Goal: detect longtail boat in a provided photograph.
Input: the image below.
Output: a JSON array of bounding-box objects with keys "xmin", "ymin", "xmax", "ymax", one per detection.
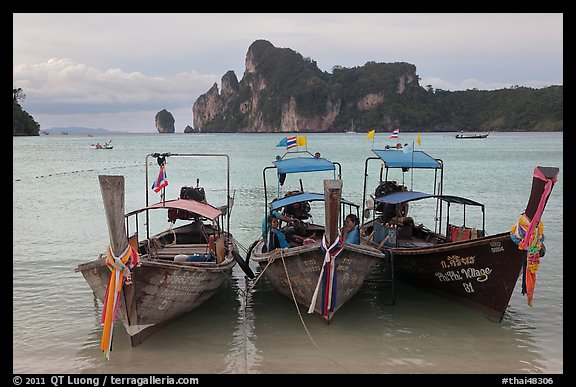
[
  {"xmin": 455, "ymin": 131, "xmax": 490, "ymax": 139},
  {"xmin": 359, "ymin": 148, "xmax": 559, "ymax": 322},
  {"xmin": 75, "ymin": 153, "xmax": 253, "ymax": 357},
  {"xmin": 248, "ymin": 149, "xmax": 386, "ymax": 322}
]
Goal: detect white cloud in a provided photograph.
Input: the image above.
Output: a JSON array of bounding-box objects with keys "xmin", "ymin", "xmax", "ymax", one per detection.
[
  {"xmin": 13, "ymin": 58, "xmax": 220, "ymax": 112},
  {"xmin": 13, "ymin": 13, "xmax": 562, "ymax": 132}
]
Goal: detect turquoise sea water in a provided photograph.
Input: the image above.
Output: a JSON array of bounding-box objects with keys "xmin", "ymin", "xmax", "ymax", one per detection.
[{"xmin": 13, "ymin": 132, "xmax": 563, "ymax": 374}]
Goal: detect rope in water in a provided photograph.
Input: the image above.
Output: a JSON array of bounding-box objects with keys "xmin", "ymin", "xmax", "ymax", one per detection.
[
  {"xmin": 279, "ymin": 249, "xmax": 351, "ymax": 373},
  {"xmin": 231, "ymin": 240, "xmax": 351, "ymax": 372}
]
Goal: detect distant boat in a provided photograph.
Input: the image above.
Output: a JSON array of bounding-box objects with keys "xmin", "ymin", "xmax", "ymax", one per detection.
[
  {"xmin": 91, "ymin": 141, "xmax": 113, "ymax": 149},
  {"xmin": 455, "ymin": 131, "xmax": 490, "ymax": 139},
  {"xmin": 346, "ymin": 119, "xmax": 356, "ymax": 134}
]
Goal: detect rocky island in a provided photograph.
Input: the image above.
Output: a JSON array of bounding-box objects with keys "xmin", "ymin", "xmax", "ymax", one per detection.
[{"xmin": 192, "ymin": 40, "xmax": 562, "ymax": 133}]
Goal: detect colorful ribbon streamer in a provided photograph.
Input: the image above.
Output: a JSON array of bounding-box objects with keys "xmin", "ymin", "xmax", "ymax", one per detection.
[
  {"xmin": 510, "ymin": 168, "xmax": 557, "ymax": 306},
  {"xmin": 100, "ymin": 244, "xmax": 140, "ymax": 360},
  {"xmin": 309, "ymin": 232, "xmax": 344, "ymax": 319}
]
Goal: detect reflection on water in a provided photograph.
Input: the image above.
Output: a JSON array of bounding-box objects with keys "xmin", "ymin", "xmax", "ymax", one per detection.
[
  {"xmin": 13, "ymin": 133, "xmax": 562, "ymax": 374},
  {"xmin": 71, "ymin": 263, "xmax": 549, "ymax": 374},
  {"xmin": 223, "ymin": 275, "xmax": 262, "ymax": 373}
]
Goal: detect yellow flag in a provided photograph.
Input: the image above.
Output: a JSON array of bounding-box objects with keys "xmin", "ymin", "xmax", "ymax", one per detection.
[
  {"xmin": 416, "ymin": 132, "xmax": 421, "ymax": 145},
  {"xmin": 297, "ymin": 135, "xmax": 307, "ymax": 146},
  {"xmin": 365, "ymin": 130, "xmax": 375, "ymax": 140}
]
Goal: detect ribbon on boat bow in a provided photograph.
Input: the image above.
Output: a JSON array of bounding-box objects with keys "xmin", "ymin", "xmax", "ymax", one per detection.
[
  {"xmin": 308, "ymin": 232, "xmax": 344, "ymax": 319},
  {"xmin": 100, "ymin": 244, "xmax": 140, "ymax": 360},
  {"xmin": 510, "ymin": 167, "xmax": 557, "ymax": 307}
]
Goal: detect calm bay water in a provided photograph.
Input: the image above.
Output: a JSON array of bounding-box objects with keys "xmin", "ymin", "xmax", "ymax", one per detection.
[{"xmin": 13, "ymin": 132, "xmax": 563, "ymax": 374}]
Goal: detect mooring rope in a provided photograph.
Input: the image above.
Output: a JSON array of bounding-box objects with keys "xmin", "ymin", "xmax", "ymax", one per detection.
[
  {"xmin": 279, "ymin": 250, "xmax": 351, "ymax": 373},
  {"xmin": 232, "ymin": 242, "xmax": 350, "ymax": 372}
]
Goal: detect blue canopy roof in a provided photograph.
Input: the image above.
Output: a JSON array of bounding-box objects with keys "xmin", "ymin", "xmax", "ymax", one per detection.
[
  {"xmin": 375, "ymin": 190, "xmax": 483, "ymax": 207},
  {"xmin": 372, "ymin": 149, "xmax": 441, "ymax": 169},
  {"xmin": 273, "ymin": 157, "xmax": 336, "ymax": 174},
  {"xmin": 375, "ymin": 190, "xmax": 434, "ymax": 204},
  {"xmin": 270, "ymin": 192, "xmax": 358, "ymax": 211}
]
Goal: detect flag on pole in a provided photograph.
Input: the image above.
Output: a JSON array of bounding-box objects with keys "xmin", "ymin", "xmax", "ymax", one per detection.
[
  {"xmin": 390, "ymin": 129, "xmax": 399, "ymax": 138},
  {"xmin": 365, "ymin": 130, "xmax": 375, "ymax": 140},
  {"xmin": 416, "ymin": 132, "xmax": 421, "ymax": 146},
  {"xmin": 151, "ymin": 165, "xmax": 168, "ymax": 193},
  {"xmin": 276, "ymin": 137, "xmax": 288, "ymax": 147},
  {"xmin": 296, "ymin": 135, "xmax": 307, "ymax": 146},
  {"xmin": 287, "ymin": 136, "xmax": 297, "ymax": 149}
]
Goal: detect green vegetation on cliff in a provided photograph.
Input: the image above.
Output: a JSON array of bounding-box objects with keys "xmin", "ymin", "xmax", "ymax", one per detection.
[
  {"xmin": 13, "ymin": 88, "xmax": 40, "ymax": 136},
  {"xmin": 198, "ymin": 40, "xmax": 563, "ymax": 133}
]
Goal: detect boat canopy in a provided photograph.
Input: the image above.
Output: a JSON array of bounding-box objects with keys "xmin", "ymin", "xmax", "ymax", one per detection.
[
  {"xmin": 375, "ymin": 190, "xmax": 484, "ymax": 207},
  {"xmin": 270, "ymin": 192, "xmax": 358, "ymax": 211},
  {"xmin": 273, "ymin": 157, "xmax": 336, "ymax": 174},
  {"xmin": 126, "ymin": 198, "xmax": 223, "ymax": 220},
  {"xmin": 372, "ymin": 149, "xmax": 441, "ymax": 169}
]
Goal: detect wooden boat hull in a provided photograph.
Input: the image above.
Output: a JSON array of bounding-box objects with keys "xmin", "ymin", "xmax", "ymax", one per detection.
[
  {"xmin": 382, "ymin": 232, "xmax": 524, "ymax": 322},
  {"xmin": 251, "ymin": 240, "xmax": 384, "ymax": 320},
  {"xmin": 76, "ymin": 244, "xmax": 236, "ymax": 346}
]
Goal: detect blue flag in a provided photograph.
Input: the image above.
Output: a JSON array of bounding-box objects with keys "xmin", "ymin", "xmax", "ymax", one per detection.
[{"xmin": 276, "ymin": 137, "xmax": 288, "ymax": 147}]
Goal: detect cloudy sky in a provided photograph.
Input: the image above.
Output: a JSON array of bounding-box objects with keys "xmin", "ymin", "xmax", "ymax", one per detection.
[{"xmin": 13, "ymin": 13, "xmax": 563, "ymax": 133}]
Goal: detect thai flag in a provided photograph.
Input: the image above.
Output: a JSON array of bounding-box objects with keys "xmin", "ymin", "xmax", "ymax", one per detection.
[
  {"xmin": 390, "ymin": 129, "xmax": 399, "ymax": 138},
  {"xmin": 151, "ymin": 165, "xmax": 168, "ymax": 193},
  {"xmin": 287, "ymin": 136, "xmax": 297, "ymax": 149}
]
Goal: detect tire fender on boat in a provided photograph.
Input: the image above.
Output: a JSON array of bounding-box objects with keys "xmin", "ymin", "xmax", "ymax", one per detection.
[
  {"xmin": 245, "ymin": 239, "xmax": 260, "ymax": 264},
  {"xmin": 232, "ymin": 250, "xmax": 255, "ymax": 279}
]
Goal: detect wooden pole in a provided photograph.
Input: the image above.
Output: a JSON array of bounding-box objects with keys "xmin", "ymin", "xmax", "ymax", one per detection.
[
  {"xmin": 324, "ymin": 179, "xmax": 343, "ymax": 245},
  {"xmin": 98, "ymin": 175, "xmax": 129, "ymax": 257}
]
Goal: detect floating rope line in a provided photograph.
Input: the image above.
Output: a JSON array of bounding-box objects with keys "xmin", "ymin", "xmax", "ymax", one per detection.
[{"xmin": 14, "ymin": 161, "xmax": 142, "ymax": 181}]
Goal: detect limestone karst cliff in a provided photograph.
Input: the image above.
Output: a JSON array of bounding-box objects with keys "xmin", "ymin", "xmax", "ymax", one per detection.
[
  {"xmin": 155, "ymin": 109, "xmax": 175, "ymax": 133},
  {"xmin": 192, "ymin": 40, "xmax": 563, "ymax": 133},
  {"xmin": 193, "ymin": 40, "xmax": 420, "ymax": 133}
]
